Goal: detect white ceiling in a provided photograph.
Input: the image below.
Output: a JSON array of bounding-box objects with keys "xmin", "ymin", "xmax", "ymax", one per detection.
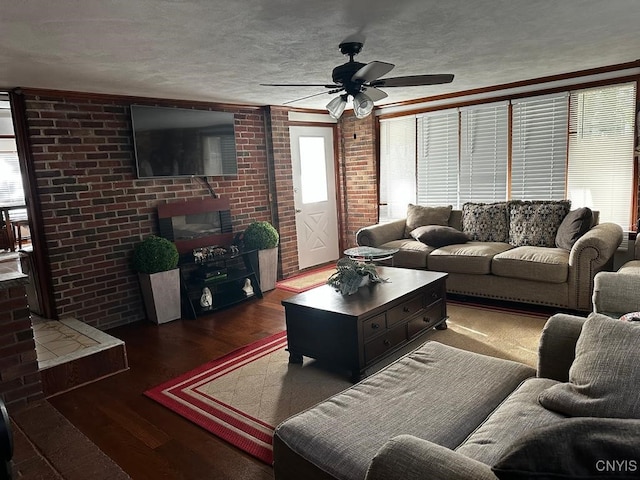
[{"xmin": 2, "ymin": 1, "xmax": 639, "ymax": 111}]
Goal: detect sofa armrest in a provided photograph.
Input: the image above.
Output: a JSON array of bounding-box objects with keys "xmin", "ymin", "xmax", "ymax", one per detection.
[
  {"xmin": 365, "ymin": 435, "xmax": 496, "ymax": 480},
  {"xmin": 569, "ymin": 222, "xmax": 623, "ymax": 268},
  {"xmin": 568, "ymin": 222, "xmax": 623, "ymax": 310},
  {"xmin": 356, "ymin": 219, "xmax": 407, "ymax": 247},
  {"xmin": 537, "ymin": 313, "xmax": 586, "ymax": 382},
  {"xmin": 593, "ymin": 271, "xmax": 640, "ymax": 316}
]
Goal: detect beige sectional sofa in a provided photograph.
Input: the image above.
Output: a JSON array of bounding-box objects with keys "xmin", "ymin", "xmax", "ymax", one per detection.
[{"xmin": 356, "ymin": 202, "xmax": 623, "ymax": 311}]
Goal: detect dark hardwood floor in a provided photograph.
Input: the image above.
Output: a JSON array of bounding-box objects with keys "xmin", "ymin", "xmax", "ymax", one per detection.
[{"xmin": 48, "ymin": 288, "xmax": 294, "ymax": 480}]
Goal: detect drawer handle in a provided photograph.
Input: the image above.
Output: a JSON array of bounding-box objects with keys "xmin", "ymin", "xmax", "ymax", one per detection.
[
  {"xmin": 423, "ymin": 316, "xmax": 431, "ymax": 323},
  {"xmin": 431, "ymin": 291, "xmax": 439, "ymax": 299},
  {"xmin": 383, "ymin": 339, "xmax": 391, "ymax": 346},
  {"xmin": 403, "ymin": 306, "xmax": 410, "ymax": 312},
  {"xmin": 371, "ymin": 323, "xmax": 380, "ymax": 329}
]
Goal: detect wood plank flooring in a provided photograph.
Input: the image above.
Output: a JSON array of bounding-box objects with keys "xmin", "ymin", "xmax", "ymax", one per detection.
[{"xmin": 48, "ymin": 288, "xmax": 293, "ymax": 480}]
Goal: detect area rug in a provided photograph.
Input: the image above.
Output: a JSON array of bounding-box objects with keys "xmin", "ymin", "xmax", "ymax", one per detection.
[
  {"xmin": 144, "ymin": 303, "xmax": 550, "ymax": 464},
  {"xmin": 275, "ymin": 265, "xmax": 336, "ymax": 293}
]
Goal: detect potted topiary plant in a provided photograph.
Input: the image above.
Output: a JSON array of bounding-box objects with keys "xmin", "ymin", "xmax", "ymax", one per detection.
[
  {"xmin": 242, "ymin": 221, "xmax": 279, "ymax": 292},
  {"xmin": 327, "ymin": 257, "xmax": 388, "ymax": 295},
  {"xmin": 132, "ymin": 235, "xmax": 181, "ymax": 324}
]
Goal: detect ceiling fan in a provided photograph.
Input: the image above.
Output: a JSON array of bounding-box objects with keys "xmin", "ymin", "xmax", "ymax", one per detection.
[{"xmin": 261, "ymin": 39, "xmax": 454, "ymax": 119}]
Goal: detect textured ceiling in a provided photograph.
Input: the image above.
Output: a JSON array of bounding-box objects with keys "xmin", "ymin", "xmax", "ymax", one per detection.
[{"xmin": 1, "ymin": 0, "xmax": 639, "ymax": 111}]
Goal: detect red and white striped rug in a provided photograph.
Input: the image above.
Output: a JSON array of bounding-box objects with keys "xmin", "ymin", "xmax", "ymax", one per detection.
[{"xmin": 144, "ymin": 331, "xmax": 350, "ymax": 464}]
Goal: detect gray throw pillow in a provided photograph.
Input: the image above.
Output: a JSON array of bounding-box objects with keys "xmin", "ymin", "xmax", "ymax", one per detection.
[
  {"xmin": 404, "ymin": 204, "xmax": 452, "ymax": 238},
  {"xmin": 555, "ymin": 207, "xmax": 593, "ymax": 250},
  {"xmin": 508, "ymin": 200, "xmax": 571, "ymax": 247},
  {"xmin": 410, "ymin": 225, "xmax": 469, "ymax": 248},
  {"xmin": 461, "ymin": 202, "xmax": 508, "ymax": 242},
  {"xmin": 492, "ymin": 417, "xmax": 640, "ymax": 480},
  {"xmin": 538, "ymin": 313, "xmax": 640, "ymax": 418}
]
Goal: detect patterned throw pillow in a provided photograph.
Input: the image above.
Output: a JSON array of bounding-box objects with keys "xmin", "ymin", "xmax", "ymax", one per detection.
[
  {"xmin": 461, "ymin": 202, "xmax": 508, "ymax": 242},
  {"xmin": 508, "ymin": 200, "xmax": 571, "ymax": 247}
]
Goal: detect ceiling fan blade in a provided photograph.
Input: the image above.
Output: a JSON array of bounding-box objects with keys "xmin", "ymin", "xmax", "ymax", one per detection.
[
  {"xmin": 370, "ymin": 74, "xmax": 454, "ymax": 87},
  {"xmin": 352, "ymin": 61, "xmax": 395, "ymax": 83},
  {"xmin": 362, "ymin": 86, "xmax": 388, "ymax": 102},
  {"xmin": 283, "ymin": 89, "xmax": 344, "ymax": 105},
  {"xmin": 261, "ymin": 83, "xmax": 340, "ymax": 88}
]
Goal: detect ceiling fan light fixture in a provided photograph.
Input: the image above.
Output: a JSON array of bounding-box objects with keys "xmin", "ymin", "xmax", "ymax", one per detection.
[
  {"xmin": 327, "ymin": 94, "xmax": 347, "ymax": 119},
  {"xmin": 353, "ymin": 92, "xmax": 374, "ymax": 119}
]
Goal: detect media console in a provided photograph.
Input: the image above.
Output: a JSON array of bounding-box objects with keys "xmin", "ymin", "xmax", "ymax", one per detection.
[{"xmin": 157, "ymin": 198, "xmax": 262, "ymax": 317}]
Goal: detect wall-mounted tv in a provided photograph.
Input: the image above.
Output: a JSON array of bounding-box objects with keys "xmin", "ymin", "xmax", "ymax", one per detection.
[{"xmin": 130, "ymin": 105, "xmax": 238, "ymax": 178}]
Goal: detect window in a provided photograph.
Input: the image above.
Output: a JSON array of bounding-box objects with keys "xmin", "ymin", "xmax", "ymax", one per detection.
[
  {"xmin": 459, "ymin": 102, "xmax": 509, "ymax": 203},
  {"xmin": 298, "ymin": 136, "xmax": 328, "ymax": 204},
  {"xmin": 379, "ymin": 116, "xmax": 416, "ymax": 222},
  {"xmin": 0, "ymin": 99, "xmax": 26, "ymax": 220},
  {"xmin": 511, "ymin": 93, "xmax": 569, "ymax": 200},
  {"xmin": 417, "ymin": 110, "xmax": 459, "ymax": 206},
  {"xmin": 379, "ymin": 82, "xmax": 636, "ymax": 229},
  {"xmin": 567, "ymin": 83, "xmax": 636, "ymax": 229}
]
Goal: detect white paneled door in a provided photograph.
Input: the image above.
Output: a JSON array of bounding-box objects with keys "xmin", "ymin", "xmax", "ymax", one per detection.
[{"xmin": 289, "ymin": 126, "xmax": 339, "ymax": 270}]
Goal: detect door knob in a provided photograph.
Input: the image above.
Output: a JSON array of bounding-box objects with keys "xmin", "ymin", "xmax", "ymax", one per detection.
[{"xmin": 295, "ymin": 209, "xmax": 302, "ymax": 213}]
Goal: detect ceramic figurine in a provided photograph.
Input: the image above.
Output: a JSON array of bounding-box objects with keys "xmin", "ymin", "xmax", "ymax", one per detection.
[
  {"xmin": 200, "ymin": 287, "xmax": 213, "ymax": 308},
  {"xmin": 242, "ymin": 278, "xmax": 254, "ymax": 297}
]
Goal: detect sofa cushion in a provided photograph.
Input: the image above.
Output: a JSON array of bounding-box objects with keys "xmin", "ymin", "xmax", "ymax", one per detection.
[
  {"xmin": 456, "ymin": 378, "xmax": 564, "ymax": 466},
  {"xmin": 461, "ymin": 202, "xmax": 508, "ymax": 242},
  {"xmin": 555, "ymin": 207, "xmax": 593, "ymax": 250},
  {"xmin": 491, "ymin": 246, "xmax": 569, "ymax": 283},
  {"xmin": 274, "ymin": 342, "xmax": 535, "ymax": 480},
  {"xmin": 507, "ymin": 200, "xmax": 571, "ymax": 247},
  {"xmin": 492, "ymin": 418, "xmax": 640, "ymax": 480},
  {"xmin": 379, "ymin": 239, "xmax": 433, "ymax": 269},
  {"xmin": 404, "ymin": 204, "xmax": 452, "ymax": 237},
  {"xmin": 619, "ymin": 259, "xmax": 640, "ymax": 276},
  {"xmin": 428, "ymin": 242, "xmax": 513, "ymax": 274},
  {"xmin": 410, "ymin": 225, "xmax": 469, "ymax": 248},
  {"xmin": 538, "ymin": 313, "xmax": 640, "ymax": 419}
]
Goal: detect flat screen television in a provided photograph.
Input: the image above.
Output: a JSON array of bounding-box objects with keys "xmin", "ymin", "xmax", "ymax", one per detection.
[{"xmin": 130, "ymin": 105, "xmax": 238, "ymax": 178}]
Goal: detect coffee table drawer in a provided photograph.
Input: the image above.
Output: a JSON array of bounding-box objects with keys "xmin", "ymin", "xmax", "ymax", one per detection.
[
  {"xmin": 387, "ymin": 294, "xmax": 424, "ymax": 327},
  {"xmin": 364, "ymin": 324, "xmax": 406, "ymax": 363},
  {"xmin": 407, "ymin": 301, "xmax": 444, "ymax": 338},
  {"xmin": 363, "ymin": 313, "xmax": 386, "ymax": 341},
  {"xmin": 424, "ymin": 282, "xmax": 444, "ymax": 307}
]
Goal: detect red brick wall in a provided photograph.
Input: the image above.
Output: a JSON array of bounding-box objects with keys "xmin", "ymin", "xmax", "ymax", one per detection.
[
  {"xmin": 338, "ymin": 112, "xmax": 379, "ymax": 249},
  {"xmin": 266, "ymin": 107, "xmax": 298, "ymax": 278},
  {"xmin": 0, "ymin": 277, "xmax": 43, "ymax": 408},
  {"xmin": 18, "ymin": 90, "xmax": 384, "ymax": 322},
  {"xmin": 21, "ymin": 91, "xmax": 272, "ymax": 330}
]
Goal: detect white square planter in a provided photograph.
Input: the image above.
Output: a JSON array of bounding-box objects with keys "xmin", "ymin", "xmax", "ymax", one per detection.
[
  {"xmin": 257, "ymin": 247, "xmax": 278, "ymax": 292},
  {"xmin": 138, "ymin": 268, "xmax": 181, "ymax": 324}
]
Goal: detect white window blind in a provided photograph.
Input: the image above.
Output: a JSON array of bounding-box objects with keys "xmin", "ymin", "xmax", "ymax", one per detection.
[
  {"xmin": 379, "ymin": 116, "xmax": 416, "ymax": 222},
  {"xmin": 417, "ymin": 109, "xmax": 459, "ymax": 207},
  {"xmin": 567, "ymin": 82, "xmax": 636, "ymax": 229},
  {"xmin": 511, "ymin": 93, "xmax": 569, "ymax": 200},
  {"xmin": 0, "ymin": 138, "xmax": 24, "ymax": 206},
  {"xmin": 459, "ymin": 102, "xmax": 509, "ymax": 203}
]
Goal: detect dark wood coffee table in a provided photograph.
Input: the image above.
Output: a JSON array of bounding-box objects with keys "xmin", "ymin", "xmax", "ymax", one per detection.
[{"xmin": 281, "ymin": 267, "xmax": 448, "ymax": 381}]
